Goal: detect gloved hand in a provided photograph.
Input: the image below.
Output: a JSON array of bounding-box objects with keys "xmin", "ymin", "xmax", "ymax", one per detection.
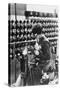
[
  {"xmin": 34, "ymin": 50, "xmax": 39, "ymax": 55},
  {"xmin": 42, "ymin": 73, "xmax": 49, "ymax": 80},
  {"xmin": 40, "ymin": 73, "xmax": 49, "ymax": 84}
]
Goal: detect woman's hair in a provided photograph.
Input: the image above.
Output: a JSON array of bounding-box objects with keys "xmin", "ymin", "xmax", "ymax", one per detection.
[{"xmin": 32, "ymin": 24, "xmax": 42, "ymax": 34}]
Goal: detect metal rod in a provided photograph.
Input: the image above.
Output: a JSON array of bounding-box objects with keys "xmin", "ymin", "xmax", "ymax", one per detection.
[
  {"xmin": 14, "ymin": 3, "xmax": 17, "ymax": 82},
  {"xmin": 9, "ymin": 40, "xmax": 36, "ymax": 44},
  {"xmin": 8, "ymin": 3, "xmax": 11, "ymax": 86}
]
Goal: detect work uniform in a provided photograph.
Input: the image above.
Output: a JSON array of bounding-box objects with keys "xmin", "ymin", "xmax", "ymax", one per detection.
[{"xmin": 27, "ymin": 34, "xmax": 55, "ymax": 85}]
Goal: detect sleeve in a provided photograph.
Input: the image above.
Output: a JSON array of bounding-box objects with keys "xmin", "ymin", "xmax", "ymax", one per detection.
[{"xmin": 38, "ymin": 41, "xmax": 51, "ymax": 61}]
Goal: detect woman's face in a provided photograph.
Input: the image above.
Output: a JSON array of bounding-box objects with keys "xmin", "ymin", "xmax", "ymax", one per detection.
[
  {"xmin": 35, "ymin": 35, "xmax": 42, "ymax": 50},
  {"xmin": 35, "ymin": 42, "xmax": 40, "ymax": 50},
  {"xmin": 36, "ymin": 35, "xmax": 41, "ymax": 44}
]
